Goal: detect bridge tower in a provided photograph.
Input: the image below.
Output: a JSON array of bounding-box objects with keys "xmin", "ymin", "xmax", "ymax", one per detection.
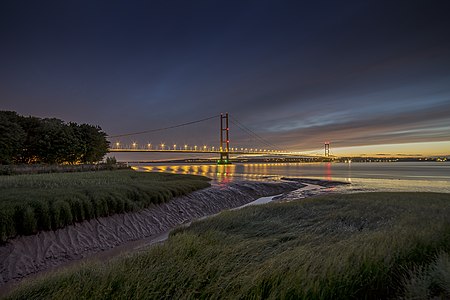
[
  {"xmin": 218, "ymin": 113, "xmax": 231, "ymax": 164},
  {"xmin": 324, "ymin": 142, "xmax": 330, "ymax": 157}
]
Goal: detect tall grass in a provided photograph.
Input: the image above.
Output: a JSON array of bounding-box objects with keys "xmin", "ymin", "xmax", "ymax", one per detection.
[
  {"xmin": 0, "ymin": 170, "xmax": 210, "ymax": 242},
  {"xmin": 5, "ymin": 192, "xmax": 450, "ymax": 299},
  {"xmin": 0, "ymin": 163, "xmax": 129, "ymax": 176}
]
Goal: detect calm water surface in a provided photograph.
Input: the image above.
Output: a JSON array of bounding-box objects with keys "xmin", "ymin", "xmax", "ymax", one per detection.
[{"xmin": 131, "ymin": 162, "xmax": 450, "ymax": 193}]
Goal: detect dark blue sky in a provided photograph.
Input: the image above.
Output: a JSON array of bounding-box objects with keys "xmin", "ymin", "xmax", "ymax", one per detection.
[{"xmin": 1, "ymin": 0, "xmax": 450, "ymax": 155}]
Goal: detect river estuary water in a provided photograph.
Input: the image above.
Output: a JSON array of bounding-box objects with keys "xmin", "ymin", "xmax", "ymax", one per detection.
[{"xmin": 131, "ymin": 161, "xmax": 450, "ymax": 193}]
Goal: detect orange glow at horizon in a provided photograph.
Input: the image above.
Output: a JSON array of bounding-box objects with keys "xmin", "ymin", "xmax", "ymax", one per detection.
[{"xmin": 303, "ymin": 141, "xmax": 450, "ymax": 157}]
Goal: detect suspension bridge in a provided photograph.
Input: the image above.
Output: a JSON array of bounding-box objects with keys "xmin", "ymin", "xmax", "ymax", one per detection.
[{"xmin": 108, "ymin": 113, "xmax": 332, "ymax": 164}]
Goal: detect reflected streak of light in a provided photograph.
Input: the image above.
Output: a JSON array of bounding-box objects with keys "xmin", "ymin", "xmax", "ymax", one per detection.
[
  {"xmin": 181, "ymin": 166, "xmax": 190, "ymax": 174},
  {"xmin": 324, "ymin": 162, "xmax": 332, "ymax": 181},
  {"xmin": 201, "ymin": 165, "xmax": 210, "ymax": 174}
]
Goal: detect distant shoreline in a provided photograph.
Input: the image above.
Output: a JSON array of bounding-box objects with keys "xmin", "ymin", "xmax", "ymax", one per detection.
[{"xmin": 120, "ymin": 156, "xmax": 449, "ymax": 164}]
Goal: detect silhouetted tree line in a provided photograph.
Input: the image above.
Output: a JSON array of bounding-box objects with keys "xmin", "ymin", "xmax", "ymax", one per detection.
[{"xmin": 0, "ymin": 111, "xmax": 109, "ymax": 164}]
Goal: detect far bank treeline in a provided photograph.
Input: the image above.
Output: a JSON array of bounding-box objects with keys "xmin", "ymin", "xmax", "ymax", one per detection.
[{"xmin": 0, "ymin": 111, "xmax": 109, "ymax": 165}]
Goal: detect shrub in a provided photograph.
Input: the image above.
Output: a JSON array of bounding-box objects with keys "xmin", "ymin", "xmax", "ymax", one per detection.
[{"xmin": 105, "ymin": 156, "xmax": 117, "ymax": 165}]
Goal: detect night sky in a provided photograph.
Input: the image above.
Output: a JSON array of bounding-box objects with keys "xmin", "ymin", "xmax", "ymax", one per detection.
[{"xmin": 1, "ymin": 1, "xmax": 450, "ymax": 156}]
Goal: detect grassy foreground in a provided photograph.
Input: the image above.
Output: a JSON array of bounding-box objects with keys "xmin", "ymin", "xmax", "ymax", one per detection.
[
  {"xmin": 0, "ymin": 170, "xmax": 210, "ymax": 242},
  {"xmin": 5, "ymin": 192, "xmax": 450, "ymax": 299}
]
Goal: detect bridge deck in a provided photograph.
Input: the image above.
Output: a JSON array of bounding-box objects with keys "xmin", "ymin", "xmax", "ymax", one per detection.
[{"xmin": 109, "ymin": 149, "xmax": 285, "ymax": 155}]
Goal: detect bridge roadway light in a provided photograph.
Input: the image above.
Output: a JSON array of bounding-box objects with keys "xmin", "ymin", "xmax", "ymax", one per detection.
[
  {"xmin": 173, "ymin": 144, "xmax": 176, "ymax": 150},
  {"xmin": 203, "ymin": 145, "xmax": 207, "ymax": 151},
  {"xmin": 161, "ymin": 143, "xmax": 165, "ymax": 150},
  {"xmin": 184, "ymin": 144, "xmax": 188, "ymax": 150},
  {"xmin": 147, "ymin": 143, "xmax": 151, "ymax": 149},
  {"xmin": 132, "ymin": 142, "xmax": 137, "ymax": 148},
  {"xmin": 116, "ymin": 142, "xmax": 120, "ymax": 148},
  {"xmin": 194, "ymin": 145, "xmax": 197, "ymax": 151},
  {"xmin": 212, "ymin": 146, "xmax": 215, "ymax": 151}
]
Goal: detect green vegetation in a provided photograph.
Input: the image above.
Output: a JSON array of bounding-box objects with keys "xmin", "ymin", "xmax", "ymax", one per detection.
[
  {"xmin": 0, "ymin": 161, "xmax": 128, "ymax": 176},
  {"xmin": 0, "ymin": 111, "xmax": 109, "ymax": 164},
  {"xmin": 0, "ymin": 170, "xmax": 210, "ymax": 242},
  {"xmin": 5, "ymin": 192, "xmax": 450, "ymax": 299}
]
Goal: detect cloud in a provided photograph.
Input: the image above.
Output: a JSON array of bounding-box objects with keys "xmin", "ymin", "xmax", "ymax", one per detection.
[{"xmin": 247, "ymin": 100, "xmax": 450, "ymax": 150}]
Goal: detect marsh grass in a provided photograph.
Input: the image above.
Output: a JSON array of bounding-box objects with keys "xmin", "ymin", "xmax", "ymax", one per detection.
[
  {"xmin": 401, "ymin": 252, "xmax": 450, "ymax": 299},
  {"xmin": 0, "ymin": 170, "xmax": 210, "ymax": 242},
  {"xmin": 5, "ymin": 192, "xmax": 450, "ymax": 299}
]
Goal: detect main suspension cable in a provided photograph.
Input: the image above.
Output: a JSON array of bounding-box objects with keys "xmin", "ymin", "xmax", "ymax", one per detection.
[
  {"xmin": 230, "ymin": 116, "xmax": 281, "ymax": 151},
  {"xmin": 107, "ymin": 114, "xmax": 219, "ymax": 138}
]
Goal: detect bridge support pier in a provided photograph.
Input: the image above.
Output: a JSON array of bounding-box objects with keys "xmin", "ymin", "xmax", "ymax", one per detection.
[
  {"xmin": 218, "ymin": 152, "xmax": 231, "ymax": 165},
  {"xmin": 218, "ymin": 113, "xmax": 232, "ymax": 165},
  {"xmin": 324, "ymin": 142, "xmax": 330, "ymax": 157}
]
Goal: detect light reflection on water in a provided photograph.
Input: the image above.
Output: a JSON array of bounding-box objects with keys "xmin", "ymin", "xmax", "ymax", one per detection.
[{"xmin": 132, "ymin": 162, "xmax": 450, "ymax": 193}]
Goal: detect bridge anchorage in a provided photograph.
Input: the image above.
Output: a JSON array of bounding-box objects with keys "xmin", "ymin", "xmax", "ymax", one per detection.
[{"xmin": 218, "ymin": 113, "xmax": 231, "ymax": 165}]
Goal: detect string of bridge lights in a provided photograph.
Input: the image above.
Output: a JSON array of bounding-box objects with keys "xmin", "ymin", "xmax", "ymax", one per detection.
[
  {"xmin": 109, "ymin": 113, "xmax": 288, "ymax": 153},
  {"xmin": 112, "ymin": 140, "xmax": 286, "ymax": 154}
]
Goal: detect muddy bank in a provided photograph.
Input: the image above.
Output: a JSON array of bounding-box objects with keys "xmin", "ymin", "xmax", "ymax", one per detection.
[
  {"xmin": 276, "ymin": 178, "xmax": 350, "ymax": 202},
  {"xmin": 0, "ymin": 180, "xmax": 301, "ymax": 287},
  {"xmin": 280, "ymin": 177, "xmax": 350, "ymax": 187}
]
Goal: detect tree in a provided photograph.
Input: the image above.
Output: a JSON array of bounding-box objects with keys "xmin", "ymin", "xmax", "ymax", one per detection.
[
  {"xmin": 0, "ymin": 112, "xmax": 26, "ymax": 164},
  {"xmin": 0, "ymin": 110, "xmax": 110, "ymax": 165},
  {"xmin": 17, "ymin": 115, "xmax": 46, "ymax": 163},
  {"xmin": 33, "ymin": 118, "xmax": 81, "ymax": 164},
  {"xmin": 74, "ymin": 124, "xmax": 109, "ymax": 163}
]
